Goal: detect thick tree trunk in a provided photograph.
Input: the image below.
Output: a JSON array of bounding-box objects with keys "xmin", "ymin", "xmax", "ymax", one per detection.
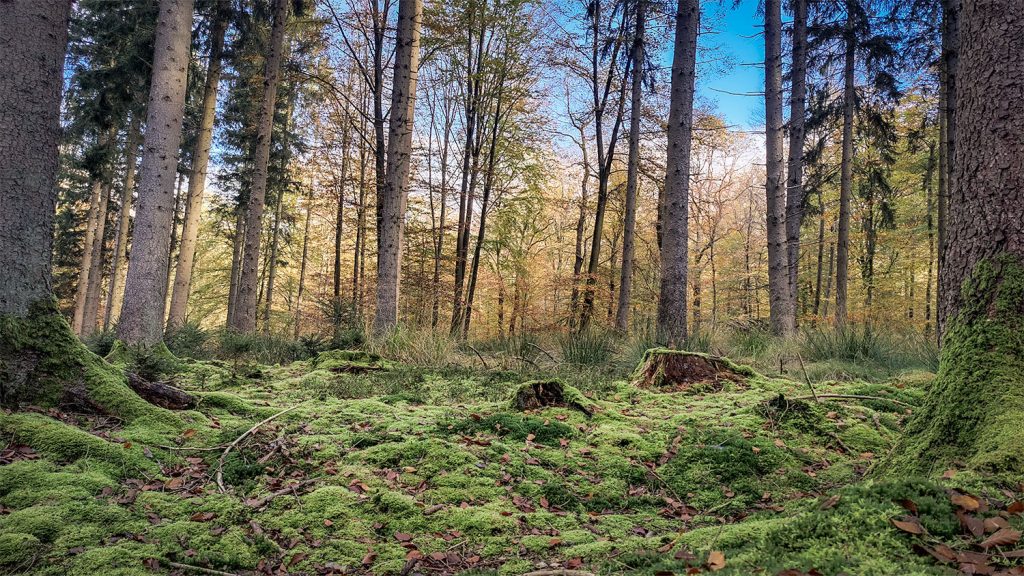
[
  {"xmin": 764, "ymin": 0, "xmax": 793, "ymax": 336},
  {"xmin": 834, "ymin": 7, "xmax": 855, "ymax": 329},
  {"xmin": 373, "ymin": 0, "xmax": 422, "ymax": 334},
  {"xmin": 0, "ymin": 0, "xmax": 72, "ymax": 318},
  {"xmin": 936, "ymin": 0, "xmax": 959, "ymax": 338},
  {"xmin": 785, "ymin": 0, "xmax": 807, "ymax": 328},
  {"xmin": 892, "ymin": 0, "xmax": 1023, "ymax": 472},
  {"xmin": 117, "ymin": 0, "xmax": 194, "ymax": 347},
  {"xmin": 105, "ymin": 118, "xmax": 141, "ymax": 330},
  {"xmin": 232, "ymin": 0, "xmax": 287, "ymax": 333},
  {"xmin": 167, "ymin": 2, "xmax": 229, "ymax": 329},
  {"xmin": 657, "ymin": 0, "xmax": 698, "ymax": 347},
  {"xmin": 615, "ymin": 0, "xmax": 645, "ymax": 334}
]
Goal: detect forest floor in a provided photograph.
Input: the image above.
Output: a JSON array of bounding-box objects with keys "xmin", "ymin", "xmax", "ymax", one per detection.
[{"xmin": 1, "ymin": 344, "xmax": 1023, "ymax": 575}]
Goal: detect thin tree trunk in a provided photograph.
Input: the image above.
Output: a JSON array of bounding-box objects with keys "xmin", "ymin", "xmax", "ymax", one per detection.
[
  {"xmin": 165, "ymin": 172, "xmax": 185, "ymax": 317},
  {"xmin": 167, "ymin": 1, "xmax": 229, "ymax": 329},
  {"xmin": 262, "ymin": 184, "xmax": 286, "ymax": 334},
  {"xmin": 105, "ymin": 118, "xmax": 141, "ymax": 330},
  {"xmin": 294, "ymin": 188, "xmax": 313, "ymax": 338},
  {"xmin": 226, "ymin": 207, "xmax": 245, "ymax": 326},
  {"xmin": 81, "ymin": 178, "xmax": 113, "ymax": 336},
  {"xmin": 334, "ymin": 125, "xmax": 351, "ymax": 302},
  {"xmin": 615, "ymin": 0, "xmax": 645, "ymax": 334},
  {"xmin": 823, "ymin": 240, "xmax": 834, "ymax": 319},
  {"xmin": 657, "ymin": 0, "xmax": 698, "ymax": 346},
  {"xmin": 924, "ymin": 141, "xmax": 936, "ymax": 336},
  {"xmin": 765, "ymin": 0, "xmax": 793, "ymax": 335},
  {"xmin": 231, "ymin": 0, "xmax": 288, "ymax": 333},
  {"xmin": 834, "ymin": 5, "xmax": 855, "ymax": 329},
  {"xmin": 0, "ymin": 0, "xmax": 72, "ymax": 320},
  {"xmin": 373, "ymin": 0, "xmax": 422, "ymax": 334},
  {"xmin": 569, "ymin": 126, "xmax": 590, "ymax": 327},
  {"xmin": 785, "ymin": 0, "xmax": 807, "ymax": 329},
  {"xmin": 73, "ymin": 177, "xmax": 104, "ymax": 334},
  {"xmin": 118, "ymin": 0, "xmax": 195, "ymax": 347},
  {"xmin": 936, "ymin": 0, "xmax": 959, "ymax": 339},
  {"xmin": 813, "ymin": 188, "xmax": 826, "ymax": 318}
]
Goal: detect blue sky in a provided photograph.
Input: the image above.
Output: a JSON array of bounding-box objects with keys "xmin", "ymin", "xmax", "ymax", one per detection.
[{"xmin": 698, "ymin": 0, "xmax": 765, "ymax": 130}]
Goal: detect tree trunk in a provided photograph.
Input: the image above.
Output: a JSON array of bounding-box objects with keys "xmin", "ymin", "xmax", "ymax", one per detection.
[
  {"xmin": 891, "ymin": 0, "xmax": 1023, "ymax": 473},
  {"xmin": 167, "ymin": 1, "xmax": 229, "ymax": 329},
  {"xmin": 226, "ymin": 207, "xmax": 245, "ymax": 326},
  {"xmin": 615, "ymin": 0, "xmax": 645, "ymax": 334},
  {"xmin": 73, "ymin": 177, "xmax": 104, "ymax": 334},
  {"xmin": 81, "ymin": 179, "xmax": 113, "ymax": 336},
  {"xmin": 923, "ymin": 141, "xmax": 936, "ymax": 336},
  {"xmin": 373, "ymin": 0, "xmax": 422, "ymax": 334},
  {"xmin": 0, "ymin": 0, "xmax": 72, "ymax": 319},
  {"xmin": 105, "ymin": 117, "xmax": 141, "ymax": 330},
  {"xmin": 936, "ymin": 0, "xmax": 959, "ymax": 339},
  {"xmin": 569, "ymin": 126, "xmax": 590, "ymax": 327},
  {"xmin": 118, "ymin": 0, "xmax": 195, "ymax": 347},
  {"xmin": 231, "ymin": 0, "xmax": 287, "ymax": 333},
  {"xmin": 657, "ymin": 0, "xmax": 698, "ymax": 347},
  {"xmin": 764, "ymin": 0, "xmax": 793, "ymax": 336},
  {"xmin": 834, "ymin": 5, "xmax": 855, "ymax": 329},
  {"xmin": 262, "ymin": 182, "xmax": 286, "ymax": 335},
  {"xmin": 334, "ymin": 125, "xmax": 351, "ymax": 302},
  {"xmin": 813, "ymin": 189, "xmax": 826, "ymax": 318},
  {"xmin": 785, "ymin": 0, "xmax": 807, "ymax": 329}
]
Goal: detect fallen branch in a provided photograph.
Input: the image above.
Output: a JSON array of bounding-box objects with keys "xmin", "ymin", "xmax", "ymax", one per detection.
[
  {"xmin": 465, "ymin": 344, "xmax": 489, "ymax": 370},
  {"xmin": 520, "ymin": 571, "xmax": 597, "ymax": 576},
  {"xmin": 790, "ymin": 394, "xmax": 914, "ymax": 408},
  {"xmin": 127, "ymin": 373, "xmax": 196, "ymax": 410},
  {"xmin": 216, "ymin": 403, "xmax": 304, "ymax": 493},
  {"xmin": 244, "ymin": 478, "xmax": 317, "ymax": 511},
  {"xmin": 520, "ymin": 565, "xmax": 598, "ymax": 569},
  {"xmin": 527, "ymin": 342, "xmax": 557, "ymax": 363},
  {"xmin": 795, "ymin": 353, "xmax": 818, "ymax": 402},
  {"xmin": 166, "ymin": 561, "xmax": 241, "ymax": 576}
]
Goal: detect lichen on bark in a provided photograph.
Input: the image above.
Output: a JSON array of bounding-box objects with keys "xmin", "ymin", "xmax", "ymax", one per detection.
[{"xmin": 887, "ymin": 254, "xmax": 1024, "ymax": 474}]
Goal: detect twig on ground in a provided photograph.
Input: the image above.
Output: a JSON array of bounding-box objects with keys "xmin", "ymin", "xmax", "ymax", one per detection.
[
  {"xmin": 796, "ymin": 353, "xmax": 818, "ymax": 402},
  {"xmin": 216, "ymin": 403, "xmax": 304, "ymax": 493},
  {"xmin": 790, "ymin": 394, "xmax": 914, "ymax": 408},
  {"xmin": 520, "ymin": 571, "xmax": 598, "ymax": 576},
  {"xmin": 244, "ymin": 478, "xmax": 317, "ymax": 511},
  {"xmin": 166, "ymin": 561, "xmax": 241, "ymax": 576},
  {"xmin": 155, "ymin": 444, "xmax": 227, "ymax": 452},
  {"xmin": 466, "ymin": 344, "xmax": 489, "ymax": 370}
]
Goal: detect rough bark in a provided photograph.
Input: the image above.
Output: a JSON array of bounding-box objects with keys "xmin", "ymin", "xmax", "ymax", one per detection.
[
  {"xmin": 72, "ymin": 177, "xmax": 105, "ymax": 334},
  {"xmin": 834, "ymin": 6, "xmax": 855, "ymax": 328},
  {"xmin": 334, "ymin": 125, "xmax": 351, "ymax": 301},
  {"xmin": 784, "ymin": 0, "xmax": 807, "ymax": 329},
  {"xmin": 0, "ymin": 0, "xmax": 72, "ymax": 318},
  {"xmin": 373, "ymin": 0, "xmax": 422, "ymax": 334},
  {"xmin": 615, "ymin": 0, "xmax": 645, "ymax": 334},
  {"xmin": 923, "ymin": 141, "xmax": 936, "ymax": 336},
  {"xmin": 117, "ymin": 0, "xmax": 194, "ymax": 347},
  {"xmin": 126, "ymin": 372, "xmax": 195, "ymax": 410},
  {"xmin": 167, "ymin": 1, "xmax": 229, "ymax": 329},
  {"xmin": 81, "ymin": 179, "xmax": 113, "ymax": 336},
  {"xmin": 764, "ymin": 0, "xmax": 793, "ymax": 336},
  {"xmin": 294, "ymin": 189, "xmax": 313, "ymax": 338},
  {"xmin": 105, "ymin": 118, "xmax": 141, "ymax": 330},
  {"xmin": 891, "ymin": 0, "xmax": 1023, "ymax": 472},
  {"xmin": 657, "ymin": 0, "xmax": 698, "ymax": 347},
  {"xmin": 936, "ymin": 0, "xmax": 959, "ymax": 338},
  {"xmin": 231, "ymin": 0, "xmax": 287, "ymax": 333}
]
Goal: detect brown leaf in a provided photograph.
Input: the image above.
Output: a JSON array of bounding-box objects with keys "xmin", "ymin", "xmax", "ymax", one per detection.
[
  {"xmin": 951, "ymin": 492, "xmax": 982, "ymax": 511},
  {"xmin": 288, "ymin": 552, "xmax": 307, "ymax": 567},
  {"xmin": 820, "ymin": 495, "xmax": 841, "ymax": 510},
  {"xmin": 189, "ymin": 512, "xmax": 216, "ymax": 522},
  {"xmin": 707, "ymin": 550, "xmax": 726, "ymax": 571},
  {"xmin": 957, "ymin": 510, "xmax": 985, "ymax": 538},
  {"xmin": 898, "ymin": 499, "xmax": 919, "ymax": 515},
  {"xmin": 361, "ymin": 550, "xmax": 377, "ymax": 566},
  {"xmin": 394, "ymin": 532, "xmax": 413, "ymax": 542},
  {"xmin": 891, "ymin": 517, "xmax": 925, "ymax": 535},
  {"xmin": 983, "ymin": 516, "xmax": 1009, "ymax": 533},
  {"xmin": 1008, "ymin": 501, "xmax": 1024, "ymax": 515},
  {"xmin": 980, "ymin": 528, "xmax": 1021, "ymax": 549}
]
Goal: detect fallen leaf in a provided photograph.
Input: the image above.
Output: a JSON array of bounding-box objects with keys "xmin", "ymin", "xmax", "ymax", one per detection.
[
  {"xmin": 1008, "ymin": 501, "xmax": 1024, "ymax": 515},
  {"xmin": 957, "ymin": 510, "xmax": 985, "ymax": 538},
  {"xmin": 951, "ymin": 492, "xmax": 981, "ymax": 511},
  {"xmin": 891, "ymin": 517, "xmax": 924, "ymax": 535},
  {"xmin": 394, "ymin": 532, "xmax": 413, "ymax": 542},
  {"xmin": 189, "ymin": 512, "xmax": 216, "ymax": 522},
  {"xmin": 980, "ymin": 528, "xmax": 1021, "ymax": 549},
  {"xmin": 707, "ymin": 550, "xmax": 726, "ymax": 571}
]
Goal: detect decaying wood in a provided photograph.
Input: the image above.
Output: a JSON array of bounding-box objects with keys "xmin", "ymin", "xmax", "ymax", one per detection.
[
  {"xmin": 126, "ymin": 373, "xmax": 196, "ymax": 410},
  {"xmin": 513, "ymin": 380, "xmax": 592, "ymax": 416},
  {"xmin": 632, "ymin": 350, "xmax": 747, "ymax": 391}
]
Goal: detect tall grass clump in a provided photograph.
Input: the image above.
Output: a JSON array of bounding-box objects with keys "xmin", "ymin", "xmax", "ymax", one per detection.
[
  {"xmin": 369, "ymin": 325, "xmax": 455, "ymax": 366},
  {"xmin": 558, "ymin": 329, "xmax": 615, "ymax": 367},
  {"xmin": 801, "ymin": 324, "xmax": 889, "ymax": 363},
  {"xmin": 212, "ymin": 329, "xmax": 310, "ymax": 367}
]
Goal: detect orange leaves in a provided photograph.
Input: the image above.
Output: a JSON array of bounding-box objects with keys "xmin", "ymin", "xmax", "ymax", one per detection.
[{"xmin": 891, "ymin": 516, "xmax": 925, "ymax": 535}]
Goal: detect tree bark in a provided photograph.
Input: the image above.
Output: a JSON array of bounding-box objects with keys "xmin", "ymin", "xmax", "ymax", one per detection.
[
  {"xmin": 117, "ymin": 0, "xmax": 195, "ymax": 347},
  {"xmin": 0, "ymin": 0, "xmax": 72, "ymax": 318},
  {"xmin": 784, "ymin": 0, "xmax": 807, "ymax": 329},
  {"xmin": 294, "ymin": 188, "xmax": 313, "ymax": 338},
  {"xmin": 334, "ymin": 125, "xmax": 351, "ymax": 302},
  {"xmin": 923, "ymin": 141, "xmax": 936, "ymax": 336},
  {"xmin": 834, "ymin": 4, "xmax": 855, "ymax": 329},
  {"xmin": 657, "ymin": 0, "xmax": 698, "ymax": 347},
  {"xmin": 615, "ymin": 0, "xmax": 645, "ymax": 334},
  {"xmin": 167, "ymin": 1, "xmax": 229, "ymax": 329},
  {"xmin": 73, "ymin": 177, "xmax": 105, "ymax": 334},
  {"xmin": 81, "ymin": 178, "xmax": 113, "ymax": 336},
  {"xmin": 891, "ymin": 0, "xmax": 1023, "ymax": 473},
  {"xmin": 764, "ymin": 0, "xmax": 793, "ymax": 335},
  {"xmin": 373, "ymin": 0, "xmax": 422, "ymax": 334},
  {"xmin": 231, "ymin": 0, "xmax": 288, "ymax": 333},
  {"xmin": 936, "ymin": 0, "xmax": 959, "ymax": 338},
  {"xmin": 105, "ymin": 117, "xmax": 141, "ymax": 330}
]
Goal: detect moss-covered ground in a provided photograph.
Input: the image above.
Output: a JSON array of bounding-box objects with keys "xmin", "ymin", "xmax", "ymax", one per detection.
[{"xmin": 1, "ymin": 349, "xmax": 1021, "ymax": 575}]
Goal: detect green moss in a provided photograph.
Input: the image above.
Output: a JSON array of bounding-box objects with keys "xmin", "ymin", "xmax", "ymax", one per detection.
[
  {"xmin": 0, "ymin": 300, "xmax": 178, "ymax": 425},
  {"xmin": 887, "ymin": 254, "xmax": 1024, "ymax": 474},
  {"xmin": 194, "ymin": 391, "xmax": 272, "ymax": 416},
  {"xmin": 312, "ymin": 349, "xmax": 388, "ymax": 372},
  {"xmin": 0, "ymin": 413, "xmax": 156, "ymax": 474},
  {"xmin": 105, "ymin": 340, "xmax": 184, "ymax": 380},
  {"xmin": 441, "ymin": 412, "xmax": 576, "ymax": 446},
  {"xmin": 0, "ymin": 532, "xmax": 41, "ymax": 567},
  {"xmin": 631, "ymin": 348, "xmax": 759, "ymax": 385}
]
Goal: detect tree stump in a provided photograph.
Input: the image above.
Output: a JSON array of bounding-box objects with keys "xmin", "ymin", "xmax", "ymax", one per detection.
[
  {"xmin": 631, "ymin": 349, "xmax": 751, "ymax": 392},
  {"xmin": 513, "ymin": 380, "xmax": 593, "ymax": 416}
]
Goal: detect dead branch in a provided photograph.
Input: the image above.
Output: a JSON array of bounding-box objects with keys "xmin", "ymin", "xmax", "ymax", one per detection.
[{"xmin": 216, "ymin": 403, "xmax": 304, "ymax": 493}]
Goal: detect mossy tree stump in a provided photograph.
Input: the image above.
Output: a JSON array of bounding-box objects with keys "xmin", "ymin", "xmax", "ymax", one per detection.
[
  {"xmin": 631, "ymin": 348, "xmax": 753, "ymax": 392},
  {"xmin": 513, "ymin": 380, "xmax": 593, "ymax": 416}
]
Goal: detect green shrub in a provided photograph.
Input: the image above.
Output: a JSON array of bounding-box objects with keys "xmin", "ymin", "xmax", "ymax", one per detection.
[
  {"xmin": 81, "ymin": 328, "xmax": 116, "ymax": 357},
  {"xmin": 558, "ymin": 329, "xmax": 615, "ymax": 367},
  {"xmin": 164, "ymin": 321, "xmax": 210, "ymax": 359}
]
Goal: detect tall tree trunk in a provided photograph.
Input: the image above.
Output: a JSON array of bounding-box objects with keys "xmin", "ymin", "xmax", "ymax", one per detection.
[
  {"xmin": 764, "ymin": 0, "xmax": 793, "ymax": 335},
  {"xmin": 823, "ymin": 240, "xmax": 834, "ymax": 319},
  {"xmin": 226, "ymin": 207, "xmax": 245, "ymax": 326},
  {"xmin": 923, "ymin": 141, "xmax": 936, "ymax": 336},
  {"xmin": 105, "ymin": 118, "xmax": 142, "ymax": 330},
  {"xmin": 118, "ymin": 0, "xmax": 195, "ymax": 347},
  {"xmin": 0, "ymin": 0, "xmax": 72, "ymax": 319},
  {"xmin": 373, "ymin": 0, "xmax": 422, "ymax": 334},
  {"xmin": 834, "ymin": 5, "xmax": 855, "ymax": 329},
  {"xmin": 430, "ymin": 101, "xmax": 452, "ymax": 329},
  {"xmin": 81, "ymin": 178, "xmax": 113, "ymax": 336},
  {"xmin": 73, "ymin": 177, "xmax": 104, "ymax": 334},
  {"xmin": 294, "ymin": 188, "xmax": 313, "ymax": 338},
  {"xmin": 615, "ymin": 0, "xmax": 645, "ymax": 334},
  {"xmin": 936, "ymin": 0, "xmax": 959, "ymax": 339},
  {"xmin": 165, "ymin": 172, "xmax": 185, "ymax": 316},
  {"xmin": 785, "ymin": 0, "xmax": 807, "ymax": 328},
  {"xmin": 812, "ymin": 189, "xmax": 826, "ymax": 318},
  {"xmin": 334, "ymin": 125, "xmax": 351, "ymax": 302},
  {"xmin": 354, "ymin": 144, "xmax": 368, "ymax": 314},
  {"xmin": 657, "ymin": 0, "xmax": 698, "ymax": 347},
  {"xmin": 231, "ymin": 0, "xmax": 288, "ymax": 333},
  {"xmin": 167, "ymin": 1, "xmax": 229, "ymax": 329},
  {"xmin": 569, "ymin": 126, "xmax": 590, "ymax": 327},
  {"xmin": 891, "ymin": 0, "xmax": 1023, "ymax": 473},
  {"xmin": 262, "ymin": 185, "xmax": 286, "ymax": 334}
]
